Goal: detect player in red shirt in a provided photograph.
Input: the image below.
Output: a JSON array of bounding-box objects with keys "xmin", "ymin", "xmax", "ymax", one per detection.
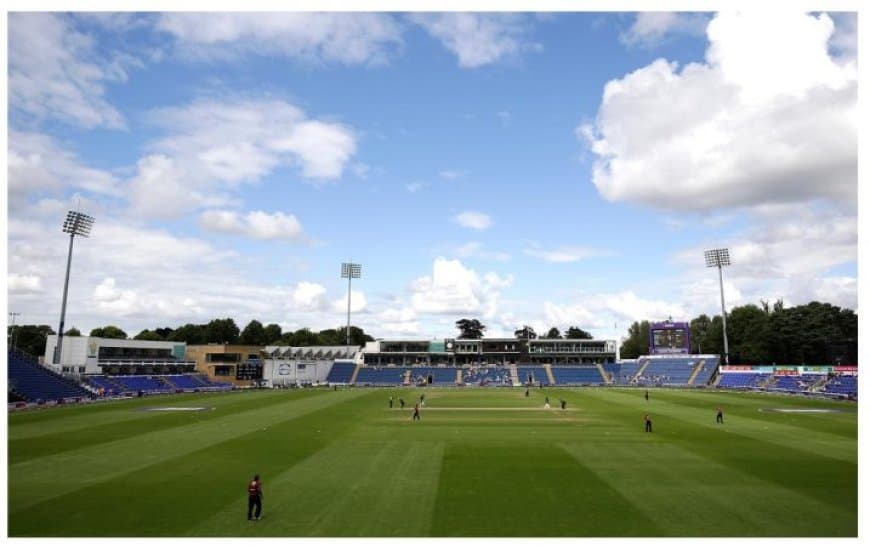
[{"xmin": 247, "ymin": 474, "xmax": 263, "ymax": 521}]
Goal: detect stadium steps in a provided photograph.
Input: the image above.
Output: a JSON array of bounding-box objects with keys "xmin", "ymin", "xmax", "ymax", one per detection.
[
  {"xmin": 349, "ymin": 364, "xmax": 361, "ymax": 385},
  {"xmin": 810, "ymin": 376, "xmax": 829, "ymax": 392},
  {"xmin": 544, "ymin": 364, "xmax": 556, "ymax": 386},
  {"xmin": 595, "ymin": 363, "xmax": 609, "ymax": 383},
  {"xmin": 687, "ymin": 359, "xmax": 706, "ymax": 385},
  {"xmin": 455, "ymin": 368, "xmax": 463, "ymax": 385},
  {"xmin": 509, "ymin": 364, "xmax": 520, "ymax": 386},
  {"xmin": 634, "ymin": 358, "xmax": 650, "ymax": 381},
  {"xmin": 403, "ymin": 369, "xmax": 411, "ymax": 386}
]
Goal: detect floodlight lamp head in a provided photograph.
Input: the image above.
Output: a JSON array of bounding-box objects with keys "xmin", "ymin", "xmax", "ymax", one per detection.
[
  {"xmin": 341, "ymin": 262, "xmax": 362, "ymax": 278},
  {"xmin": 704, "ymin": 248, "xmax": 730, "ymax": 268},
  {"xmin": 62, "ymin": 211, "xmax": 95, "ymax": 237}
]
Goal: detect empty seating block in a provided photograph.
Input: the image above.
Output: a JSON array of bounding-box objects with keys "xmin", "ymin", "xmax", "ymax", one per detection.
[
  {"xmin": 355, "ymin": 367, "xmax": 406, "ymax": 386},
  {"xmin": 8, "ymin": 350, "xmax": 91, "ymax": 402},
  {"xmin": 549, "ymin": 366, "xmax": 604, "ymax": 385},
  {"xmin": 636, "ymin": 357, "xmax": 700, "ymax": 385},
  {"xmin": 616, "ymin": 361, "xmax": 641, "ymax": 384},
  {"xmin": 326, "ymin": 362, "xmax": 356, "ymax": 383},
  {"xmin": 718, "ymin": 373, "xmax": 770, "ymax": 389},
  {"xmin": 823, "ymin": 376, "xmax": 857, "ymax": 397},
  {"xmin": 113, "ymin": 376, "xmax": 173, "ymax": 394}
]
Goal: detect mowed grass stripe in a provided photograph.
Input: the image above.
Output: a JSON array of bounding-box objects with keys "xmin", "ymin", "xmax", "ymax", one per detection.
[
  {"xmin": 7, "ymin": 391, "xmax": 259, "ymax": 440},
  {"xmin": 577, "ymin": 388, "xmax": 857, "ymax": 515},
  {"xmin": 580, "ymin": 388, "xmax": 856, "ymax": 463},
  {"xmin": 8, "ymin": 390, "xmax": 325, "ymax": 464},
  {"xmin": 8, "ymin": 389, "xmax": 380, "ymax": 537},
  {"xmin": 9, "ymin": 389, "xmax": 369, "ymax": 512},
  {"xmin": 643, "ymin": 389, "xmax": 857, "ymax": 439},
  {"xmin": 430, "ymin": 442, "xmax": 662, "ymax": 537},
  {"xmin": 560, "ymin": 441, "xmax": 855, "ymax": 537},
  {"xmin": 189, "ymin": 440, "xmax": 444, "ymax": 537}
]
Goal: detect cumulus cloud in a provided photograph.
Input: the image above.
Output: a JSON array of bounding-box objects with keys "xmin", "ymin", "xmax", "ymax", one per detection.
[
  {"xmin": 8, "ymin": 274, "xmax": 45, "ymax": 294},
  {"xmin": 332, "ymin": 291, "xmax": 368, "ymax": 314},
  {"xmin": 455, "ymin": 242, "xmax": 511, "ymax": 262},
  {"xmin": 620, "ymin": 12, "xmax": 709, "ymax": 48},
  {"xmin": 409, "ymin": 257, "xmax": 512, "ymax": 319},
  {"xmin": 128, "ymin": 98, "xmax": 358, "ymax": 219},
  {"xmin": 409, "ymin": 13, "xmax": 537, "ymax": 68},
  {"xmin": 581, "ymin": 11, "xmax": 857, "ymax": 212},
  {"xmin": 156, "ymin": 12, "xmax": 402, "ymax": 65},
  {"xmin": 452, "ymin": 210, "xmax": 493, "ymax": 230},
  {"xmin": 292, "ymin": 282, "xmax": 329, "ymax": 312},
  {"xmin": 9, "ymin": 13, "xmax": 127, "ymax": 129},
  {"xmin": 8, "ymin": 131, "xmax": 121, "ymax": 201},
  {"xmin": 200, "ymin": 210, "xmax": 304, "ymax": 241}
]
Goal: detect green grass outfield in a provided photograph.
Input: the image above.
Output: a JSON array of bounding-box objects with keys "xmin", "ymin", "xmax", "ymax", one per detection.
[{"xmin": 7, "ymin": 387, "xmax": 857, "ymax": 537}]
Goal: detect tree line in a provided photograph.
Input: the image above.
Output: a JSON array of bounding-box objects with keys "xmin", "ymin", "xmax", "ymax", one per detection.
[
  {"xmin": 7, "ymin": 318, "xmax": 375, "ymax": 358},
  {"xmin": 454, "ymin": 319, "xmax": 593, "ymax": 340},
  {"xmin": 618, "ymin": 300, "xmax": 858, "ymax": 365}
]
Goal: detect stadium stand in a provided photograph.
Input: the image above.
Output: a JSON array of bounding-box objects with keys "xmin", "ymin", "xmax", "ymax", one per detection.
[
  {"xmin": 822, "ymin": 375, "xmax": 857, "ymax": 397},
  {"xmin": 8, "ymin": 349, "xmax": 92, "ymax": 402},
  {"xmin": 463, "ymin": 366, "xmax": 512, "ymax": 386},
  {"xmin": 516, "ymin": 366, "xmax": 549, "ymax": 386},
  {"xmin": 602, "ymin": 363, "xmax": 621, "ymax": 383},
  {"xmin": 550, "ymin": 366, "xmax": 605, "ymax": 385},
  {"xmin": 83, "ymin": 375, "xmax": 124, "ymax": 394},
  {"xmin": 112, "ymin": 376, "xmax": 174, "ymax": 394},
  {"xmin": 635, "ymin": 357, "xmax": 700, "ymax": 386},
  {"xmin": 717, "ymin": 373, "xmax": 771, "ymax": 389},
  {"xmin": 690, "ymin": 357, "xmax": 720, "ymax": 385},
  {"xmin": 355, "ymin": 367, "xmax": 406, "ymax": 386},
  {"xmin": 615, "ymin": 360, "xmax": 641, "ymax": 384},
  {"xmin": 770, "ymin": 375, "xmax": 823, "ymax": 393},
  {"xmin": 410, "ymin": 367, "xmax": 457, "ymax": 386},
  {"xmin": 326, "ymin": 361, "xmax": 356, "ymax": 383}
]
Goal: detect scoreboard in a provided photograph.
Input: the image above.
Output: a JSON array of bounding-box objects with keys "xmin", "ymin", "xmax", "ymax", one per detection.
[{"xmin": 649, "ymin": 320, "xmax": 691, "ymax": 355}]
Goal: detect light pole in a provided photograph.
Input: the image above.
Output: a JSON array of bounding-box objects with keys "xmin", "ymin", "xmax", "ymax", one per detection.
[
  {"xmin": 55, "ymin": 211, "xmax": 94, "ymax": 366},
  {"xmin": 9, "ymin": 312, "xmax": 21, "ymax": 350},
  {"xmin": 341, "ymin": 262, "xmax": 361, "ymax": 359},
  {"xmin": 704, "ymin": 248, "xmax": 731, "ymax": 365}
]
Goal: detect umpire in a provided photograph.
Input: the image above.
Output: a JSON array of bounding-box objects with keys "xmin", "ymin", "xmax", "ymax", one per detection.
[{"xmin": 247, "ymin": 474, "xmax": 263, "ymax": 521}]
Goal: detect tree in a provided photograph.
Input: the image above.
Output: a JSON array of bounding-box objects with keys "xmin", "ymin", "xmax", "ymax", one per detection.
[
  {"xmin": 619, "ymin": 321, "xmax": 650, "ymax": 359},
  {"xmin": 64, "ymin": 327, "xmax": 82, "ymax": 337},
  {"xmin": 134, "ymin": 329, "xmax": 164, "ymax": 341},
  {"xmin": 689, "ymin": 314, "xmax": 711, "ymax": 354},
  {"xmin": 565, "ymin": 326, "xmax": 593, "ymax": 339},
  {"xmin": 8, "ymin": 324, "xmax": 54, "ymax": 357},
  {"xmin": 263, "ymin": 323, "xmax": 283, "ymax": 344},
  {"xmin": 727, "ymin": 304, "xmax": 772, "ymax": 364},
  {"xmin": 544, "ymin": 327, "xmax": 562, "ymax": 339},
  {"xmin": 168, "ymin": 323, "xmax": 206, "ymax": 344},
  {"xmin": 90, "ymin": 325, "xmax": 128, "ymax": 339},
  {"xmin": 240, "ymin": 320, "xmax": 266, "ymax": 345},
  {"xmin": 155, "ymin": 327, "xmax": 174, "ymax": 339},
  {"xmin": 204, "ymin": 318, "xmax": 239, "ymax": 344},
  {"xmin": 456, "ymin": 319, "xmax": 486, "ymax": 339},
  {"xmin": 514, "ymin": 325, "xmax": 537, "ymax": 340}
]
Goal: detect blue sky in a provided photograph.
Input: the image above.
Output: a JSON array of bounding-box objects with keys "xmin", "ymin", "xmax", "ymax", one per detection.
[{"xmin": 6, "ymin": 11, "xmax": 858, "ymax": 340}]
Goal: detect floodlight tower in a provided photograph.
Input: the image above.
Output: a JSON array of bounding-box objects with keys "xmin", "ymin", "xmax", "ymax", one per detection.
[
  {"xmin": 704, "ymin": 248, "xmax": 731, "ymax": 365},
  {"xmin": 341, "ymin": 262, "xmax": 362, "ymax": 358},
  {"xmin": 55, "ymin": 211, "xmax": 94, "ymax": 366}
]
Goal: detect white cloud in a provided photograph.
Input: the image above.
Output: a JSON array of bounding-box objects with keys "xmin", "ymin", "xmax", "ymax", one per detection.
[
  {"xmin": 200, "ymin": 210, "xmax": 304, "ymax": 241},
  {"xmin": 582, "ymin": 12, "xmax": 857, "ymax": 212},
  {"xmin": 524, "ymin": 245, "xmax": 609, "ymax": 263},
  {"xmin": 406, "ymin": 181, "xmax": 429, "ymax": 193},
  {"xmin": 620, "ymin": 12, "xmax": 709, "ymax": 48},
  {"xmin": 376, "ymin": 306, "xmax": 420, "ymax": 335},
  {"xmin": 439, "ymin": 169, "xmax": 466, "ymax": 180},
  {"xmin": 8, "ymin": 131, "xmax": 121, "ymax": 201},
  {"xmin": 409, "ymin": 13, "xmax": 536, "ymax": 68},
  {"xmin": 156, "ymin": 13, "xmax": 402, "ymax": 65},
  {"xmin": 332, "ymin": 291, "xmax": 368, "ymax": 314},
  {"xmin": 409, "ymin": 258, "xmax": 512, "ymax": 319},
  {"xmin": 292, "ymin": 282, "xmax": 329, "ymax": 312},
  {"xmin": 543, "ymin": 291, "xmax": 687, "ymax": 331},
  {"xmin": 453, "ymin": 211, "xmax": 492, "ymax": 230},
  {"xmin": 129, "ymin": 98, "xmax": 358, "ymax": 219},
  {"xmin": 9, "ymin": 274, "xmax": 45, "ymax": 294},
  {"xmin": 9, "ymin": 13, "xmax": 127, "ymax": 129}
]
